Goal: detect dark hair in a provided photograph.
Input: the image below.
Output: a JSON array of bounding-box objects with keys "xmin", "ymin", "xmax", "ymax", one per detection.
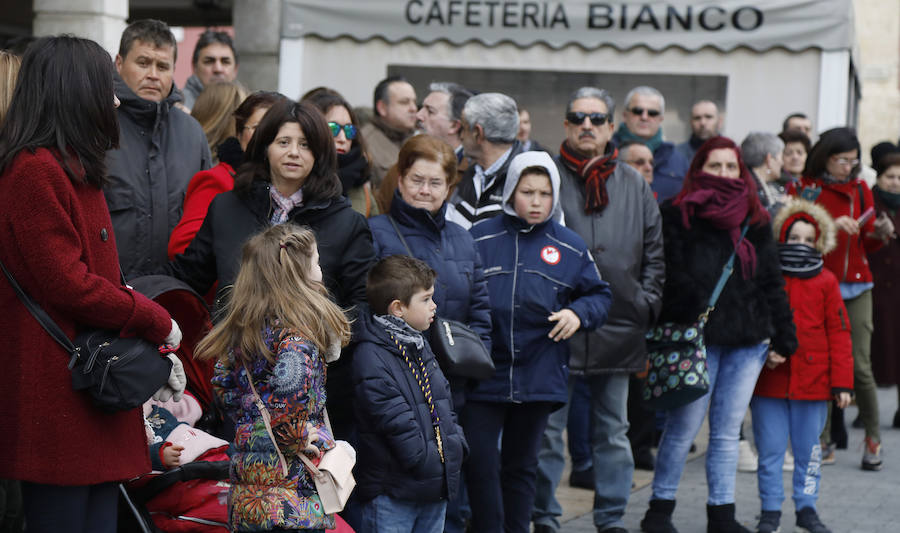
[
  {"xmin": 0, "ymin": 35, "xmax": 118, "ymax": 187},
  {"xmin": 192, "ymin": 30, "xmax": 238, "ymax": 66},
  {"xmin": 428, "ymin": 81, "xmax": 474, "ymax": 122},
  {"xmin": 520, "ymin": 165, "xmax": 551, "ymax": 179},
  {"xmin": 875, "ymin": 152, "xmax": 900, "ymax": 177},
  {"xmin": 373, "ymin": 75, "xmax": 409, "ymax": 116},
  {"xmin": 803, "ymin": 127, "xmax": 861, "ymax": 181},
  {"xmin": 870, "ymin": 141, "xmax": 899, "ymax": 175},
  {"xmin": 235, "ymin": 99, "xmax": 341, "ymax": 202},
  {"xmin": 674, "ymin": 136, "xmax": 769, "ymax": 227},
  {"xmin": 302, "ymin": 88, "xmax": 370, "ymax": 158},
  {"xmin": 781, "ymin": 112, "xmax": 808, "ymax": 133},
  {"xmin": 778, "ymin": 129, "xmax": 811, "ymax": 153},
  {"xmin": 118, "ymin": 19, "xmax": 177, "ymax": 61},
  {"xmin": 234, "ymin": 91, "xmax": 285, "ymax": 133},
  {"xmin": 366, "ymin": 255, "xmax": 437, "ymax": 315}
]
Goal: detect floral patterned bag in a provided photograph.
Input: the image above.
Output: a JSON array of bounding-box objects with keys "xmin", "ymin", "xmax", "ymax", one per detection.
[{"xmin": 643, "ymin": 225, "xmax": 748, "ymax": 410}]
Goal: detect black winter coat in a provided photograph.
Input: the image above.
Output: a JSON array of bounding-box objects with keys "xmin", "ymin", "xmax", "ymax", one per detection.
[
  {"xmin": 163, "ymin": 179, "xmax": 376, "ymax": 438},
  {"xmin": 658, "ymin": 203, "xmax": 797, "ymax": 356},
  {"xmin": 351, "ymin": 307, "xmax": 466, "ymax": 503}
]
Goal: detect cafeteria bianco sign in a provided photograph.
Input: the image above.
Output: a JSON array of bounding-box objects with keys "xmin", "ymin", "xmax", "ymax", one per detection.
[{"xmin": 282, "ymin": 0, "xmax": 854, "ymax": 53}]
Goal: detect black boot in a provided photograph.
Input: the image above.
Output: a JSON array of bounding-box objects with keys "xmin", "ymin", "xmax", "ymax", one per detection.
[
  {"xmin": 641, "ymin": 499, "xmax": 678, "ymax": 533},
  {"xmin": 706, "ymin": 503, "xmax": 751, "ymax": 533}
]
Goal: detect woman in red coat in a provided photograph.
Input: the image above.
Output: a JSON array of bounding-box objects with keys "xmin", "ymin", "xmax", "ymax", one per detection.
[
  {"xmin": 791, "ymin": 127, "xmax": 894, "ymax": 471},
  {"xmin": 0, "ymin": 36, "xmax": 181, "ymax": 533},
  {"xmin": 869, "ymin": 152, "xmax": 900, "ymax": 428}
]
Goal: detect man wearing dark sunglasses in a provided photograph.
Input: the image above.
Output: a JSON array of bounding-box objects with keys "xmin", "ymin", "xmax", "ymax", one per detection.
[
  {"xmin": 612, "ymin": 85, "xmax": 689, "ymax": 203},
  {"xmin": 533, "ymin": 86, "xmax": 665, "ymax": 533}
]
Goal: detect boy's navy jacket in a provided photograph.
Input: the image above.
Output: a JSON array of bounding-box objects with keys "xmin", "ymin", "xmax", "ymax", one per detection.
[
  {"xmin": 368, "ymin": 190, "xmax": 492, "ymax": 353},
  {"xmin": 351, "ymin": 305, "xmax": 467, "ymax": 503},
  {"xmin": 469, "ymin": 151, "xmax": 613, "ymax": 405}
]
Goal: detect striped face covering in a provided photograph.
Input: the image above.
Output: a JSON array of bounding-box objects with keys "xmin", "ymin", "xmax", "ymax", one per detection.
[{"xmin": 778, "ymin": 243, "xmax": 823, "ymax": 279}]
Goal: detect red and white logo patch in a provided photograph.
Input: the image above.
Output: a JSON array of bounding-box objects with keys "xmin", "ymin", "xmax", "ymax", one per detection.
[{"xmin": 540, "ymin": 245, "xmax": 560, "ymax": 265}]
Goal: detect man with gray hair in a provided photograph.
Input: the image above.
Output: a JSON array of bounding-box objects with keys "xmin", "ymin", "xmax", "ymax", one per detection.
[
  {"xmin": 613, "ymin": 85, "xmax": 689, "ymax": 202},
  {"xmin": 741, "ymin": 131, "xmax": 786, "ymax": 213},
  {"xmin": 446, "ymin": 92, "xmax": 524, "ymax": 229},
  {"xmin": 416, "ymin": 81, "xmax": 473, "ymax": 160},
  {"xmin": 532, "ymin": 86, "xmax": 665, "ymax": 533}
]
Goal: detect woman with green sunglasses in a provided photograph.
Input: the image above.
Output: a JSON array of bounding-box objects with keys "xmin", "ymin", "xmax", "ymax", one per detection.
[{"xmin": 303, "ymin": 88, "xmax": 379, "ymax": 218}]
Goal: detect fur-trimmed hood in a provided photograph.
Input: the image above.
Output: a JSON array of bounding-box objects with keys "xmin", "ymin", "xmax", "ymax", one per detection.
[{"xmin": 773, "ymin": 199, "xmax": 837, "ymax": 254}]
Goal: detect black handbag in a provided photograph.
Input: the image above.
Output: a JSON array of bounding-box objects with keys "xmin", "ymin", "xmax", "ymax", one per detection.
[
  {"xmin": 643, "ymin": 224, "xmax": 749, "ymax": 411},
  {"xmin": 1, "ymin": 260, "xmax": 172, "ymax": 412},
  {"xmin": 386, "ymin": 216, "xmax": 495, "ymax": 380}
]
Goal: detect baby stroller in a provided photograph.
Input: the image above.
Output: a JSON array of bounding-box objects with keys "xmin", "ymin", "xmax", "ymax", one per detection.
[{"xmin": 118, "ymin": 275, "xmax": 230, "ymax": 532}]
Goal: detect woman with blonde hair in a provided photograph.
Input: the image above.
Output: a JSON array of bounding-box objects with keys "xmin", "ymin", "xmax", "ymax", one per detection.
[
  {"xmin": 197, "ymin": 223, "xmax": 350, "ymax": 532},
  {"xmin": 0, "ymin": 50, "xmax": 21, "ymax": 123},
  {"xmin": 191, "ymin": 80, "xmax": 248, "ymax": 163}
]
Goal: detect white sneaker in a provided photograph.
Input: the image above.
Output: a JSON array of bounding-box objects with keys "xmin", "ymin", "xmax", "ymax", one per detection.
[
  {"xmin": 783, "ymin": 449, "xmax": 794, "ymax": 472},
  {"xmin": 738, "ymin": 440, "xmax": 758, "ymax": 472}
]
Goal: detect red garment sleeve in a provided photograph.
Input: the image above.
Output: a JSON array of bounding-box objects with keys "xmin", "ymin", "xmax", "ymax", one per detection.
[{"xmin": 167, "ymin": 164, "xmax": 234, "ymax": 259}]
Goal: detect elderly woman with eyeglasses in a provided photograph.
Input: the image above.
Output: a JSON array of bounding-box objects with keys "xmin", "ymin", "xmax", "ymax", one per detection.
[
  {"xmin": 303, "ymin": 88, "xmax": 380, "ymax": 218},
  {"xmin": 792, "ymin": 127, "xmax": 894, "ymax": 472}
]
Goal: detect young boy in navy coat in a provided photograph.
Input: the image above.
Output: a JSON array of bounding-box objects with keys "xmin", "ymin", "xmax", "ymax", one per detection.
[
  {"xmin": 352, "ymin": 255, "xmax": 467, "ymax": 533},
  {"xmin": 464, "ymin": 151, "xmax": 613, "ymax": 532}
]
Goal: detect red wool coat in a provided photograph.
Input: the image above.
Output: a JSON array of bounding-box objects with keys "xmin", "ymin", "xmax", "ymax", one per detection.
[
  {"xmin": 792, "ymin": 176, "xmax": 884, "ymax": 283},
  {"xmin": 167, "ymin": 161, "xmax": 235, "ymax": 259},
  {"xmin": 0, "ymin": 148, "xmax": 172, "ymax": 485},
  {"xmin": 754, "ymin": 269, "xmax": 853, "ymax": 400}
]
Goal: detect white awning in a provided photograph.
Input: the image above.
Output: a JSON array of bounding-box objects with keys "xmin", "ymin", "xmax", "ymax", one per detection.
[{"xmin": 282, "ymin": 0, "xmax": 855, "ymax": 53}]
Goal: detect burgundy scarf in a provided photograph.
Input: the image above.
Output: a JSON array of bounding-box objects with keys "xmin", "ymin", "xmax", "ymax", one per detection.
[
  {"xmin": 559, "ymin": 141, "xmax": 618, "ymax": 214},
  {"xmin": 676, "ymin": 172, "xmax": 757, "ymax": 279}
]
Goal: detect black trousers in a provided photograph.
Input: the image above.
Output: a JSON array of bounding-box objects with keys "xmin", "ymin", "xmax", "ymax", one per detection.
[{"xmin": 21, "ymin": 481, "xmax": 116, "ymax": 533}]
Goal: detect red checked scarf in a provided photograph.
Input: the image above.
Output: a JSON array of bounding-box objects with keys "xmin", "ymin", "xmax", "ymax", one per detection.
[{"xmin": 559, "ymin": 141, "xmax": 618, "ymax": 214}]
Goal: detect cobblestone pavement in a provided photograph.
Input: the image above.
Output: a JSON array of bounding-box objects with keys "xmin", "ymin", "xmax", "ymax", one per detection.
[{"xmin": 557, "ymin": 386, "xmax": 900, "ymax": 532}]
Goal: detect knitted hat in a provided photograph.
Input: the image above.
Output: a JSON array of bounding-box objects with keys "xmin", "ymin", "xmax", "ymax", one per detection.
[{"xmin": 772, "ymin": 198, "xmax": 837, "ymax": 254}]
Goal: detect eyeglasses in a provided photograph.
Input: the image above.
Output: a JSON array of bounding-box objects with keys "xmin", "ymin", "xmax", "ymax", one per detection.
[
  {"xmin": 628, "ymin": 107, "xmax": 662, "ymax": 118},
  {"xmin": 831, "ymin": 156, "xmax": 859, "ymax": 167},
  {"xmin": 627, "ymin": 158, "xmax": 654, "ymax": 167},
  {"xmin": 327, "ymin": 122, "xmax": 358, "ymax": 140},
  {"xmin": 565, "ymin": 111, "xmax": 610, "ymax": 126}
]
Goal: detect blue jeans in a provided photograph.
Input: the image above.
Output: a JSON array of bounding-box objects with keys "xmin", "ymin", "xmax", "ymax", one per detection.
[
  {"xmin": 533, "ymin": 373, "xmax": 633, "ymax": 530},
  {"xmin": 360, "ymin": 494, "xmax": 446, "ymax": 533},
  {"xmin": 21, "ymin": 481, "xmax": 117, "ymax": 533},
  {"xmin": 652, "ymin": 342, "xmax": 768, "ymax": 505},
  {"xmin": 751, "ymin": 397, "xmax": 827, "ymax": 512},
  {"xmin": 463, "ymin": 401, "xmax": 553, "ymax": 533},
  {"xmin": 567, "ymin": 376, "xmax": 594, "ymax": 471}
]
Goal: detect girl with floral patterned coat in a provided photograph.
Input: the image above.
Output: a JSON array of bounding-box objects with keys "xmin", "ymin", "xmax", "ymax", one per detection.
[{"xmin": 197, "ymin": 224, "xmax": 351, "ymax": 532}]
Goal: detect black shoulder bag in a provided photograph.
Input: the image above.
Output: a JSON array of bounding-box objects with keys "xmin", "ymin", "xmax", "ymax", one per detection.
[
  {"xmin": 386, "ymin": 216, "xmax": 495, "ymax": 380},
  {"xmin": 1, "ymin": 260, "xmax": 172, "ymax": 412}
]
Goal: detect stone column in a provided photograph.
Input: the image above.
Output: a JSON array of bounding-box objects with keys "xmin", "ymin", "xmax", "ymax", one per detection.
[
  {"xmin": 856, "ymin": 0, "xmax": 900, "ymax": 160},
  {"xmin": 233, "ymin": 0, "xmax": 282, "ymax": 92},
  {"xmin": 33, "ymin": 0, "xmax": 128, "ymax": 56}
]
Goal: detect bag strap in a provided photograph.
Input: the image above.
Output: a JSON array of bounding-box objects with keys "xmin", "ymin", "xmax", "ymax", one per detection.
[
  {"xmin": 241, "ymin": 361, "xmax": 290, "ymax": 477},
  {"xmin": 0, "ymin": 258, "xmax": 78, "ymax": 362},
  {"xmin": 386, "ymin": 216, "xmax": 414, "ymax": 256},
  {"xmin": 700, "ymin": 224, "xmax": 750, "ymax": 323}
]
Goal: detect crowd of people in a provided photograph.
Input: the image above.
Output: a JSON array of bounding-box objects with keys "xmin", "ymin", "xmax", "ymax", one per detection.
[{"xmin": 2, "ymin": 17, "xmax": 900, "ymax": 533}]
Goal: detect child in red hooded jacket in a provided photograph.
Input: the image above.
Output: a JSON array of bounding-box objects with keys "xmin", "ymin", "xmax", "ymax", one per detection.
[{"xmin": 750, "ymin": 199, "xmax": 853, "ymax": 533}]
